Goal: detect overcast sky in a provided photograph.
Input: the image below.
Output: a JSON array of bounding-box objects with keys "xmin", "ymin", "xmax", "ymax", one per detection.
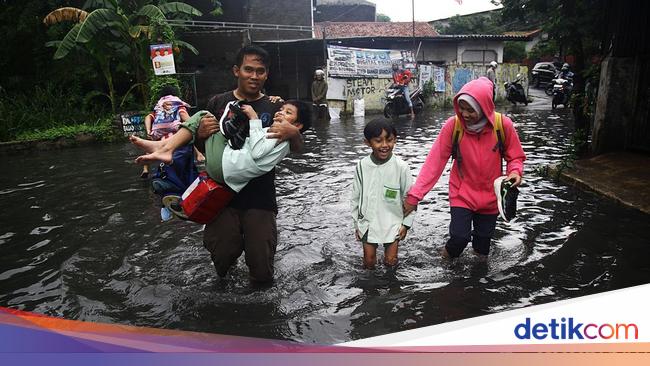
[{"xmin": 367, "ymin": 0, "xmax": 501, "ymax": 22}]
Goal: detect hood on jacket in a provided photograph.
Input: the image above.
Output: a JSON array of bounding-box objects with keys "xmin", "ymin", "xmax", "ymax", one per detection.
[{"xmin": 453, "ymin": 76, "xmax": 496, "ymax": 129}]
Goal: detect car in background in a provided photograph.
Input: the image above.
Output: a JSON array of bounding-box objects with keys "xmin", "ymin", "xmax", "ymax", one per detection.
[{"xmin": 531, "ymin": 62, "xmax": 558, "ymax": 87}]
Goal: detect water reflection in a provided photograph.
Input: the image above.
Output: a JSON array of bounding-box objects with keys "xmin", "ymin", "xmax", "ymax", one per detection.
[{"xmin": 0, "ymin": 105, "xmax": 649, "ymax": 344}]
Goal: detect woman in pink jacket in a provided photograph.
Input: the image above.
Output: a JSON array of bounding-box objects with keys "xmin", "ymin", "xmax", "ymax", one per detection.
[{"xmin": 403, "ymin": 77, "xmax": 526, "ymax": 259}]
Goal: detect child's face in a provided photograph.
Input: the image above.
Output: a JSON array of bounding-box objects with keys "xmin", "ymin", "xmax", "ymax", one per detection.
[
  {"xmin": 458, "ymin": 100, "xmax": 481, "ymax": 126},
  {"xmin": 274, "ymin": 104, "xmax": 303, "ymax": 130},
  {"xmin": 365, "ymin": 129, "xmax": 396, "ymax": 161},
  {"xmin": 162, "ymin": 101, "xmax": 173, "ymax": 111}
]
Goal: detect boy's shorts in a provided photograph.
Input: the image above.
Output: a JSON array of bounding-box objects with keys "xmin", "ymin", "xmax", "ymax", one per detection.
[{"xmin": 361, "ymin": 232, "xmax": 396, "ymax": 247}]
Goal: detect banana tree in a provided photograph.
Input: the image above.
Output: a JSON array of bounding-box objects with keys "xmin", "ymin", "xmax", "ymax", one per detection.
[{"xmin": 44, "ymin": 0, "xmax": 203, "ymax": 113}]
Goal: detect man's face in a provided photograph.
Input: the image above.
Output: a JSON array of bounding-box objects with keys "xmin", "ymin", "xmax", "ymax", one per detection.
[{"xmin": 233, "ymin": 54, "xmax": 268, "ymax": 96}]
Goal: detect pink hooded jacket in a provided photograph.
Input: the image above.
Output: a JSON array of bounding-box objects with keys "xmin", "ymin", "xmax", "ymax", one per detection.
[{"xmin": 406, "ymin": 77, "xmax": 526, "ymax": 214}]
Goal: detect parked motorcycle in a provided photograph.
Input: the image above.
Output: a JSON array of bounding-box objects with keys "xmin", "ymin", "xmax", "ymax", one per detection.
[
  {"xmin": 383, "ymin": 85, "xmax": 424, "ymax": 119},
  {"xmin": 504, "ymin": 74, "xmax": 528, "ymax": 105},
  {"xmin": 551, "ymin": 77, "xmax": 572, "ymax": 109}
]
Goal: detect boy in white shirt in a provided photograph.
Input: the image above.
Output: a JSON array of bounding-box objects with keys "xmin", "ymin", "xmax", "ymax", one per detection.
[{"xmin": 351, "ymin": 119, "xmax": 414, "ymax": 269}]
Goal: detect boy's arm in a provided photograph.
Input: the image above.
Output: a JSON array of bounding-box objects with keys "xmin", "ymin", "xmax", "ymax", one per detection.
[
  {"xmin": 144, "ymin": 114, "xmax": 153, "ymax": 136},
  {"xmin": 503, "ymin": 119, "xmax": 526, "ymax": 186},
  {"xmin": 350, "ymin": 162, "xmax": 362, "ymax": 229}
]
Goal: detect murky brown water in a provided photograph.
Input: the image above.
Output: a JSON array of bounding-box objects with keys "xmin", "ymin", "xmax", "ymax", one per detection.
[{"xmin": 1, "ymin": 100, "xmax": 649, "ymax": 343}]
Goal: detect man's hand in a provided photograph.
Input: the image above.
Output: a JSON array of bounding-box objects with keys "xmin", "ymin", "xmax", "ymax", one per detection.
[
  {"xmin": 506, "ymin": 172, "xmax": 522, "ymax": 187},
  {"xmin": 403, "ymin": 201, "xmax": 417, "ymax": 217},
  {"xmin": 267, "ymin": 119, "xmax": 303, "ymax": 152},
  {"xmin": 269, "ymin": 95, "xmax": 284, "ymax": 104},
  {"xmin": 197, "ymin": 113, "xmax": 220, "ymax": 141}
]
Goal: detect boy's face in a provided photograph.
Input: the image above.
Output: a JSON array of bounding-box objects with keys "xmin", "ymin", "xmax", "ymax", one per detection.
[
  {"xmin": 233, "ymin": 54, "xmax": 268, "ymax": 96},
  {"xmin": 458, "ymin": 100, "xmax": 481, "ymax": 126},
  {"xmin": 274, "ymin": 104, "xmax": 303, "ymax": 131},
  {"xmin": 365, "ymin": 129, "xmax": 396, "ymax": 161}
]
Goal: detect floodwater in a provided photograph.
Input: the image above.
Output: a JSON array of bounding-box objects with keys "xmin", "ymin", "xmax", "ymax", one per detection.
[{"xmin": 1, "ymin": 92, "xmax": 649, "ymax": 344}]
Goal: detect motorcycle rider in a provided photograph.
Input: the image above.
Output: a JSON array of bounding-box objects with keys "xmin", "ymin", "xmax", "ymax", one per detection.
[
  {"xmin": 557, "ymin": 63, "xmax": 574, "ymax": 102},
  {"xmin": 558, "ymin": 63, "xmax": 574, "ymax": 80},
  {"xmin": 487, "ymin": 61, "xmax": 497, "ymax": 101},
  {"xmin": 391, "ymin": 62, "xmax": 415, "ymax": 119}
]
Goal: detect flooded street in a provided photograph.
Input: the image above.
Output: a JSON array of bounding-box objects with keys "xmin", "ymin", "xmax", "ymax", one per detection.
[{"xmin": 1, "ymin": 93, "xmax": 649, "ymax": 344}]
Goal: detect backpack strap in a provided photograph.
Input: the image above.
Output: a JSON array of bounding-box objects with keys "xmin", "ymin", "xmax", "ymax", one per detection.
[
  {"xmin": 451, "ymin": 116, "xmax": 464, "ymax": 178},
  {"xmin": 492, "ymin": 112, "xmax": 506, "ymax": 159}
]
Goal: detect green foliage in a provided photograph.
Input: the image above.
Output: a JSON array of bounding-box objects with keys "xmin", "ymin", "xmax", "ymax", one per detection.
[
  {"xmin": 15, "ymin": 117, "xmax": 119, "ymax": 143},
  {"xmin": 503, "ymin": 41, "xmax": 527, "ymax": 62},
  {"xmin": 495, "ymin": 0, "xmax": 607, "ymax": 60},
  {"xmin": 527, "ymin": 39, "xmax": 560, "ymax": 61},
  {"xmin": 376, "ymin": 13, "xmax": 391, "ymax": 22},
  {"xmin": 436, "ymin": 13, "xmax": 502, "ymax": 35},
  {"xmin": 44, "ymin": 1, "xmax": 204, "ymax": 113},
  {"xmin": 423, "ymin": 79, "xmax": 436, "ymax": 97},
  {"xmin": 210, "ymin": 1, "xmax": 224, "ymax": 16},
  {"xmin": 0, "ymin": 82, "xmax": 109, "ymax": 142},
  {"xmin": 148, "ymin": 76, "xmax": 182, "ymax": 109}
]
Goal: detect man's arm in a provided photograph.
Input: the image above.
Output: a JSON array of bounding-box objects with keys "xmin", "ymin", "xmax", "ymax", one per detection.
[{"xmin": 267, "ymin": 120, "xmax": 304, "ymax": 153}]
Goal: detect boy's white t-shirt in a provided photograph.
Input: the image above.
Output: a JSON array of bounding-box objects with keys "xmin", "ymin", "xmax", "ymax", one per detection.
[{"xmin": 351, "ymin": 154, "xmax": 414, "ymax": 244}]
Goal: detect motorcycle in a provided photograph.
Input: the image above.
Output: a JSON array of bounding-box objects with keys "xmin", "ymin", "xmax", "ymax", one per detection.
[
  {"xmin": 383, "ymin": 84, "xmax": 424, "ymax": 119},
  {"xmin": 551, "ymin": 78, "xmax": 572, "ymax": 109},
  {"xmin": 504, "ymin": 75, "xmax": 528, "ymax": 105},
  {"xmin": 546, "ymin": 71, "xmax": 574, "ymax": 96}
]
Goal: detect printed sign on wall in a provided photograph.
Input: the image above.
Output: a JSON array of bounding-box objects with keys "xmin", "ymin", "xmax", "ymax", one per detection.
[{"xmin": 327, "ymin": 45, "xmax": 414, "ymax": 78}]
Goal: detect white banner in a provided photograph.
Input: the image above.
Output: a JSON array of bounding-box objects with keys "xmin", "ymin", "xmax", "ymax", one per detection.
[{"xmin": 327, "ymin": 45, "xmax": 413, "ymax": 78}]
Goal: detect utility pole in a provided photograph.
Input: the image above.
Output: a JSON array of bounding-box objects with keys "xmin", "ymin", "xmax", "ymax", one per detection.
[{"xmin": 412, "ymin": 0, "xmax": 416, "ymax": 60}]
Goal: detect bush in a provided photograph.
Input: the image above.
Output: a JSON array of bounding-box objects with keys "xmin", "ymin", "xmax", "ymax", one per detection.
[
  {"xmin": 148, "ymin": 76, "xmax": 182, "ymax": 110},
  {"xmin": 0, "ymin": 82, "xmax": 109, "ymax": 142},
  {"xmin": 15, "ymin": 116, "xmax": 119, "ymax": 143}
]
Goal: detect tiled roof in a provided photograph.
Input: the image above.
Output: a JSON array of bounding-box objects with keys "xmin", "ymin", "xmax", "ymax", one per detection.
[
  {"xmin": 314, "ymin": 22, "xmax": 438, "ymax": 39},
  {"xmin": 502, "ymin": 29, "xmax": 543, "ymax": 38},
  {"xmin": 317, "ymin": 0, "xmax": 374, "ymax": 6}
]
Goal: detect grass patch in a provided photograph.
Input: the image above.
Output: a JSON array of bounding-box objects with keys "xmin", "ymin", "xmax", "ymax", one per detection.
[{"xmin": 14, "ymin": 117, "xmax": 121, "ymax": 143}]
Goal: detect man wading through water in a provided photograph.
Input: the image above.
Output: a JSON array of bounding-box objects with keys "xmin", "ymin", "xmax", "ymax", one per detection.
[{"xmin": 195, "ymin": 45, "xmax": 304, "ymax": 283}]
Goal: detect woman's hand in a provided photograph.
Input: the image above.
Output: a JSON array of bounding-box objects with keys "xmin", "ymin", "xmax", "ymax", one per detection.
[
  {"xmin": 506, "ymin": 172, "xmax": 522, "ymax": 187},
  {"xmin": 403, "ymin": 201, "xmax": 417, "ymax": 217}
]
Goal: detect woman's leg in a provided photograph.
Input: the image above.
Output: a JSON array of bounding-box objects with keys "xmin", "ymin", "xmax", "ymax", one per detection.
[
  {"xmin": 446, "ymin": 207, "xmax": 473, "ymax": 258},
  {"xmin": 471, "ymin": 213, "xmax": 498, "ymax": 256}
]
